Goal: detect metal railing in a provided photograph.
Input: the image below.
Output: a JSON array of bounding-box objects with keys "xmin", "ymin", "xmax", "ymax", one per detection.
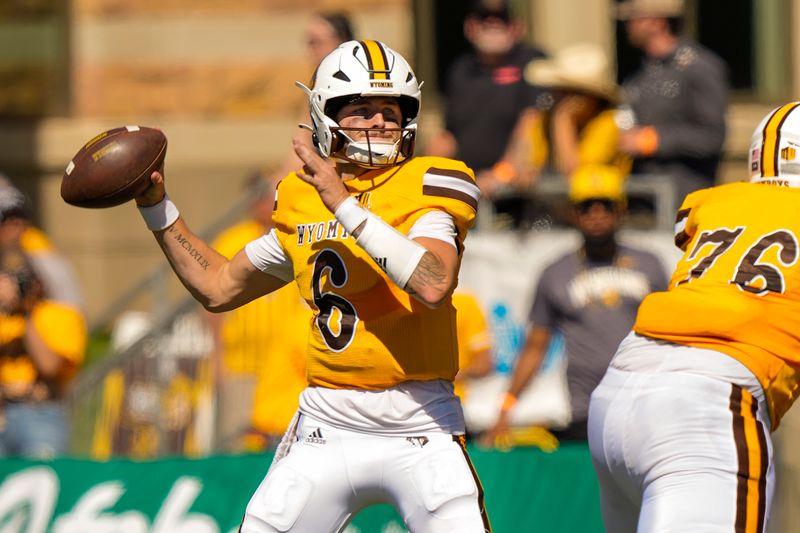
[
  {"xmin": 476, "ymin": 173, "xmax": 679, "ymax": 232},
  {"xmin": 64, "ymin": 172, "xmax": 680, "ymax": 458},
  {"xmin": 66, "ymin": 185, "xmax": 263, "ymax": 459},
  {"xmin": 67, "ymin": 298, "xmax": 216, "ymax": 458}
]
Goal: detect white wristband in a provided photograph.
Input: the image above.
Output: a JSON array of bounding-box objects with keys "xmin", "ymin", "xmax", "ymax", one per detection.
[
  {"xmin": 137, "ymin": 194, "xmax": 180, "ymax": 231},
  {"xmin": 334, "ymin": 196, "xmax": 369, "ymax": 235},
  {"xmin": 356, "ymin": 214, "xmax": 427, "ymax": 288}
]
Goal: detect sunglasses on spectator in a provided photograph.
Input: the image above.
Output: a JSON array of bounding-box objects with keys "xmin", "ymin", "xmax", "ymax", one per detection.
[
  {"xmin": 575, "ymin": 199, "xmax": 618, "ymax": 214},
  {"xmin": 472, "ymin": 9, "xmax": 511, "ymax": 23}
]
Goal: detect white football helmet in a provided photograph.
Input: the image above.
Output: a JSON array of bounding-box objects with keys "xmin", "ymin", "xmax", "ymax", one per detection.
[
  {"xmin": 297, "ymin": 40, "xmax": 422, "ymax": 168},
  {"xmin": 749, "ymin": 101, "xmax": 800, "ymax": 187}
]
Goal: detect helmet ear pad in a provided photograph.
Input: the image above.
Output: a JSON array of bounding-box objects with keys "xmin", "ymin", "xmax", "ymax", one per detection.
[
  {"xmin": 396, "ymin": 96, "xmax": 420, "ymax": 128},
  {"xmin": 399, "ymin": 131, "xmax": 415, "ymax": 160},
  {"xmin": 329, "ymin": 130, "xmax": 346, "ymax": 154}
]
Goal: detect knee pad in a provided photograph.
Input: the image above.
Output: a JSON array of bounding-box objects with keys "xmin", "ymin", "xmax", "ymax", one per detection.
[
  {"xmin": 410, "ymin": 448, "xmax": 477, "ymax": 512},
  {"xmin": 243, "ymin": 465, "xmax": 314, "ymax": 532}
]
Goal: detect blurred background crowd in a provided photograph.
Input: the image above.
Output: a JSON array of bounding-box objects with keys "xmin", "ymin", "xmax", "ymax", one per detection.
[{"xmin": 1, "ymin": 0, "xmax": 799, "ymax": 530}]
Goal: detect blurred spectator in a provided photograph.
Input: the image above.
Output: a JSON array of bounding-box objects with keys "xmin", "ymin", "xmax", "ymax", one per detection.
[
  {"xmin": 0, "ymin": 183, "xmax": 87, "ymax": 458},
  {"xmin": 522, "ymin": 43, "xmax": 630, "ymax": 179},
  {"xmin": 275, "ymin": 11, "xmax": 356, "ymax": 181},
  {"xmin": 239, "ymin": 290, "xmax": 310, "ymax": 452},
  {"xmin": 0, "ymin": 176, "xmax": 84, "ymax": 311},
  {"xmin": 212, "ymin": 14, "xmax": 353, "ymax": 448},
  {"xmin": 481, "ymin": 165, "xmax": 667, "ymax": 445},
  {"xmin": 0, "ymin": 197, "xmax": 87, "ymax": 457},
  {"xmin": 426, "ymin": 0, "xmax": 547, "ymax": 227},
  {"xmin": 305, "ymin": 11, "xmax": 355, "ymax": 67},
  {"xmin": 206, "ymin": 170, "xmax": 309, "ymax": 450},
  {"xmin": 211, "ymin": 13, "xmax": 354, "ymax": 449},
  {"xmin": 615, "ymin": 0, "xmax": 728, "ymax": 204},
  {"xmin": 452, "ymin": 289, "xmax": 494, "ymax": 403}
]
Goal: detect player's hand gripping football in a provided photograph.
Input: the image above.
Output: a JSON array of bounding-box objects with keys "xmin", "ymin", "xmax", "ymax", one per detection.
[
  {"xmin": 293, "ymin": 136, "xmax": 350, "ymax": 212},
  {"xmin": 135, "ymin": 169, "xmax": 167, "ymax": 208}
]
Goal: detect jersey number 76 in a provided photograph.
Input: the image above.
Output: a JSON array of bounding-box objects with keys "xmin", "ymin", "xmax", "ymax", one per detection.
[{"xmin": 677, "ymin": 227, "xmax": 799, "ymax": 296}]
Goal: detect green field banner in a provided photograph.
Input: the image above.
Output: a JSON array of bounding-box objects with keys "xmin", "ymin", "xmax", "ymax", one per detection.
[{"xmin": 0, "ymin": 443, "xmax": 603, "ymax": 532}]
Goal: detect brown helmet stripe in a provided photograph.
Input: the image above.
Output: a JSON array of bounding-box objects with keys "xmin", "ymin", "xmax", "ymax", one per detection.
[
  {"xmin": 761, "ymin": 102, "xmax": 800, "ymax": 177},
  {"xmin": 360, "ymin": 40, "xmax": 389, "ymax": 80}
]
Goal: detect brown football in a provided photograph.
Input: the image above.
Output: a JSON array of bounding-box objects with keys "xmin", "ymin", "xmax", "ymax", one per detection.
[{"xmin": 61, "ymin": 126, "xmax": 168, "ymax": 208}]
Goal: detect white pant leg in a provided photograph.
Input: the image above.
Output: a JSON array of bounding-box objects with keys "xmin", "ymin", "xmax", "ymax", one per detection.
[
  {"xmin": 589, "ymin": 365, "xmax": 774, "ymax": 533},
  {"xmin": 588, "ymin": 368, "xmax": 640, "ymax": 533},
  {"xmin": 382, "ymin": 434, "xmax": 489, "ymax": 533},
  {"xmin": 241, "ymin": 417, "xmax": 354, "ymax": 532},
  {"xmin": 241, "ymin": 417, "xmax": 490, "ymax": 533}
]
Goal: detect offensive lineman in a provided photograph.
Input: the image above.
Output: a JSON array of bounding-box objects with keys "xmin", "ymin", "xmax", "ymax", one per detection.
[
  {"xmin": 588, "ymin": 102, "xmax": 800, "ymax": 532},
  {"xmin": 133, "ymin": 41, "xmax": 489, "ymax": 532}
]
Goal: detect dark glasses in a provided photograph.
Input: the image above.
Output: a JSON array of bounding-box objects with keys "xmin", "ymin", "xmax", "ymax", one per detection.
[
  {"xmin": 576, "ymin": 199, "xmax": 617, "ymax": 214},
  {"xmin": 473, "ymin": 9, "xmax": 511, "ymax": 23}
]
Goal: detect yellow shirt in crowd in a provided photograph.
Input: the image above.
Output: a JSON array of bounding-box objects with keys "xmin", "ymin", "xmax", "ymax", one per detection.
[
  {"xmin": 212, "ymin": 218, "xmax": 310, "ymax": 435},
  {"xmin": 0, "ymin": 300, "xmax": 87, "ymax": 400},
  {"xmin": 452, "ymin": 291, "xmax": 492, "ymax": 401}
]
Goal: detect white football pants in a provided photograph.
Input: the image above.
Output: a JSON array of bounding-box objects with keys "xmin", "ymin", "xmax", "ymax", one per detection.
[
  {"xmin": 240, "ymin": 414, "xmax": 491, "ymax": 532},
  {"xmin": 588, "ymin": 333, "xmax": 774, "ymax": 533}
]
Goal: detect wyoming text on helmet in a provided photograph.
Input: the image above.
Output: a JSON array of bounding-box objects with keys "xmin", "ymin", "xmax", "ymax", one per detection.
[
  {"xmin": 750, "ymin": 101, "xmax": 800, "ymax": 187},
  {"xmin": 296, "ymin": 40, "xmax": 422, "ymax": 168}
]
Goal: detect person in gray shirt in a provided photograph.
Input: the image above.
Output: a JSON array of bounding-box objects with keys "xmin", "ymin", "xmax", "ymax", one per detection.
[
  {"xmin": 482, "ymin": 165, "xmax": 668, "ymax": 443},
  {"xmin": 616, "ymin": 0, "xmax": 729, "ymax": 206}
]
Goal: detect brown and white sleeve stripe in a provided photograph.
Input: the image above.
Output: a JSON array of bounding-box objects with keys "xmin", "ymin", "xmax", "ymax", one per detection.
[
  {"xmin": 422, "ymin": 167, "xmax": 481, "ymax": 211},
  {"xmin": 674, "ymin": 208, "xmax": 691, "ymax": 250}
]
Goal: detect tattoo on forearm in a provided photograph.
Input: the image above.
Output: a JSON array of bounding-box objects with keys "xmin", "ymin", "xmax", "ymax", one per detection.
[
  {"xmin": 168, "ymin": 226, "xmax": 210, "ymax": 270},
  {"xmin": 408, "ymin": 252, "xmax": 446, "ymax": 290}
]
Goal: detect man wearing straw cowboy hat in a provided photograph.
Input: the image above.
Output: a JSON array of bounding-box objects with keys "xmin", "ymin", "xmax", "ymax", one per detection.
[{"xmin": 615, "ymin": 0, "xmax": 728, "ymax": 205}]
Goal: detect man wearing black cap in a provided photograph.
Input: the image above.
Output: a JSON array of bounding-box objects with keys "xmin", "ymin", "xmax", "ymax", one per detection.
[{"xmin": 427, "ymin": 0, "xmax": 547, "ymax": 226}]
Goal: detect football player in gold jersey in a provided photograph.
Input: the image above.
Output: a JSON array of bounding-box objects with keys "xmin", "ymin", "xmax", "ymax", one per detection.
[
  {"xmin": 133, "ymin": 40, "xmax": 489, "ymax": 532},
  {"xmin": 588, "ymin": 101, "xmax": 800, "ymax": 532}
]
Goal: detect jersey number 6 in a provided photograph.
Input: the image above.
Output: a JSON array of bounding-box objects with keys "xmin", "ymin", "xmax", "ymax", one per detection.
[{"xmin": 311, "ymin": 249, "xmax": 359, "ymax": 352}]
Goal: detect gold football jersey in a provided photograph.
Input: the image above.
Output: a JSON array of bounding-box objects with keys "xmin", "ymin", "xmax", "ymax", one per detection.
[
  {"xmin": 634, "ymin": 182, "xmax": 800, "ymax": 428},
  {"xmin": 273, "ymin": 156, "xmax": 478, "ymax": 390}
]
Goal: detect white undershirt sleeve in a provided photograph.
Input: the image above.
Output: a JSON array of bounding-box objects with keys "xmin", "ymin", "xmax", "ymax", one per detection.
[
  {"xmin": 243, "ymin": 211, "xmax": 455, "ymax": 288},
  {"xmin": 244, "ymin": 229, "xmax": 294, "ymax": 282},
  {"xmin": 407, "ymin": 210, "xmax": 457, "ymax": 249}
]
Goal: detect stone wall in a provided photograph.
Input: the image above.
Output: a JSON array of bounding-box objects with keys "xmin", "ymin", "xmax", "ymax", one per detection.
[
  {"xmin": 26, "ymin": 0, "xmax": 412, "ymax": 321},
  {"xmin": 0, "ymin": 0, "xmax": 774, "ymax": 322}
]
